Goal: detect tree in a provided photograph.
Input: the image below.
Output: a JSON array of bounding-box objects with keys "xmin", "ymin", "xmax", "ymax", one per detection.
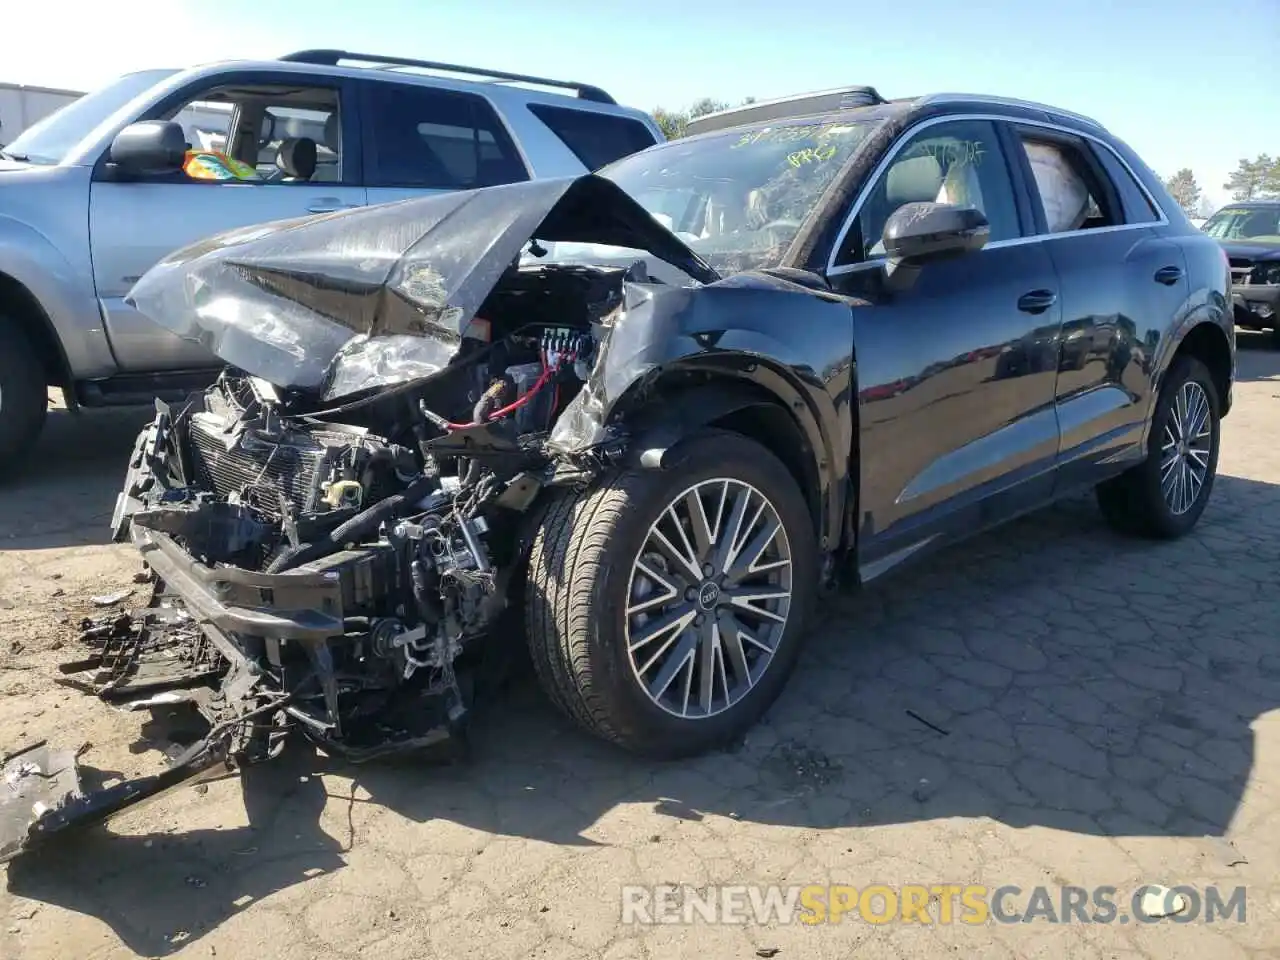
[
  {"xmin": 1163, "ymin": 169, "xmax": 1202, "ymax": 216},
  {"xmin": 688, "ymin": 97, "xmax": 730, "ymax": 120},
  {"xmin": 1223, "ymin": 154, "xmax": 1280, "ymax": 201},
  {"xmin": 651, "ymin": 107, "xmax": 689, "ymax": 141},
  {"xmin": 649, "ymin": 97, "xmax": 754, "ymax": 140}
]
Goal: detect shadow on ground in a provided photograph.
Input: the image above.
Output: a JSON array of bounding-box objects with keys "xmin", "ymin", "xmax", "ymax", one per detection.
[
  {"xmin": 1, "ymin": 406, "xmax": 151, "ymax": 550},
  {"xmin": 7, "ymin": 461, "xmax": 1278, "ymax": 954}
]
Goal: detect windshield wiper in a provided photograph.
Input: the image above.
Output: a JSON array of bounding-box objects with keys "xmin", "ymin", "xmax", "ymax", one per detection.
[{"xmin": 0, "ymin": 150, "xmax": 31, "ymax": 162}]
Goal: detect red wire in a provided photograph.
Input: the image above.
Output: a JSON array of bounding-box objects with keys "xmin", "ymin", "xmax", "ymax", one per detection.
[{"xmin": 444, "ymin": 353, "xmax": 555, "ymax": 431}]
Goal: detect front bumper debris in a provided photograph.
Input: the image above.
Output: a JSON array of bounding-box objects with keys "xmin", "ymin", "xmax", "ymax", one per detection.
[
  {"xmin": 2, "ymin": 553, "xmax": 470, "ymax": 864},
  {"xmin": 129, "ymin": 524, "xmax": 354, "ymax": 642},
  {"xmin": 0, "ymin": 738, "xmax": 231, "ymax": 864}
]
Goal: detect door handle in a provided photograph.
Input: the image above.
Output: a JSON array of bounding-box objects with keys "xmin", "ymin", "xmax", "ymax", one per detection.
[
  {"xmin": 1153, "ymin": 265, "xmax": 1185, "ymax": 286},
  {"xmin": 307, "ymin": 197, "xmax": 361, "ymax": 214},
  {"xmin": 1017, "ymin": 290, "xmax": 1058, "ymax": 314}
]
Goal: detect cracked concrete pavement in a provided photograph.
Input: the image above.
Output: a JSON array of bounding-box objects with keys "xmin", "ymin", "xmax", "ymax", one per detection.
[{"xmin": 2, "ymin": 336, "xmax": 1279, "ymax": 959}]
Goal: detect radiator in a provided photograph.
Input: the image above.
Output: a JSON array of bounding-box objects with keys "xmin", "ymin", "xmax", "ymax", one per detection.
[{"xmin": 188, "ymin": 413, "xmax": 330, "ymax": 518}]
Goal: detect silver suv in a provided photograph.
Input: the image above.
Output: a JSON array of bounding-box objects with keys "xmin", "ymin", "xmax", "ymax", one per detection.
[{"xmin": 0, "ymin": 49, "xmax": 662, "ymax": 460}]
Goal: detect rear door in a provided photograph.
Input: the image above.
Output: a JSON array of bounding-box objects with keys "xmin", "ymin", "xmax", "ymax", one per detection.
[
  {"xmin": 88, "ymin": 72, "xmax": 366, "ymax": 371},
  {"xmin": 360, "ymin": 81, "xmax": 530, "ymax": 206},
  {"xmin": 825, "ymin": 117, "xmax": 1064, "ymax": 574},
  {"xmin": 1004, "ymin": 124, "xmax": 1185, "ymax": 491}
]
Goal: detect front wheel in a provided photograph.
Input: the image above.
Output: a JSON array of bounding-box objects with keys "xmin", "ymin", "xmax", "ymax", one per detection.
[
  {"xmin": 1096, "ymin": 355, "xmax": 1220, "ymax": 538},
  {"xmin": 525, "ymin": 429, "xmax": 818, "ymax": 758},
  {"xmin": 0, "ymin": 320, "xmax": 49, "ymax": 463}
]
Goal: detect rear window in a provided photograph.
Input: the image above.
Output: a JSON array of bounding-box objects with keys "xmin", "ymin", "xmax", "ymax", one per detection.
[
  {"xmin": 363, "ymin": 83, "xmax": 528, "ymax": 189},
  {"xmin": 1089, "ymin": 143, "xmax": 1161, "ymax": 224},
  {"xmin": 528, "ymin": 104, "xmax": 657, "ymax": 171}
]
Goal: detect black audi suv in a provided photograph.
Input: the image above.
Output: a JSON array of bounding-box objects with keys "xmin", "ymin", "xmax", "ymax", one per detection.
[{"xmin": 2, "ymin": 84, "xmax": 1236, "ymax": 860}]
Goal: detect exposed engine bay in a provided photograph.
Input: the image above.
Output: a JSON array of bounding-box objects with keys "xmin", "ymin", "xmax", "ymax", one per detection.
[
  {"xmin": 1, "ymin": 173, "xmax": 846, "ymax": 864},
  {"xmin": 1, "ymin": 259, "xmax": 643, "ymax": 861}
]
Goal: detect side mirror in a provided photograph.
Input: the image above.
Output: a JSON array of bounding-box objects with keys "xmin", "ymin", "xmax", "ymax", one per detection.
[
  {"xmin": 108, "ymin": 121, "xmax": 187, "ymax": 177},
  {"xmin": 881, "ymin": 202, "xmax": 989, "ymax": 289}
]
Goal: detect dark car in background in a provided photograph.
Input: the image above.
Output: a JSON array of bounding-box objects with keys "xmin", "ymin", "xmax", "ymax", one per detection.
[
  {"xmin": 2, "ymin": 85, "xmax": 1236, "ymax": 862},
  {"xmin": 1202, "ymin": 200, "xmax": 1280, "ymax": 343}
]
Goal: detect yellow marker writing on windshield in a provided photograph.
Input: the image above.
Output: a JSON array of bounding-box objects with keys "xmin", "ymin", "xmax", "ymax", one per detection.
[{"xmin": 787, "ymin": 144, "xmax": 838, "ymax": 168}]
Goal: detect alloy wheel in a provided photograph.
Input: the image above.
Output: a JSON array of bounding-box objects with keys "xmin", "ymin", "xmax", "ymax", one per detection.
[
  {"xmin": 1160, "ymin": 380, "xmax": 1213, "ymax": 516},
  {"xmin": 624, "ymin": 478, "xmax": 793, "ymax": 719}
]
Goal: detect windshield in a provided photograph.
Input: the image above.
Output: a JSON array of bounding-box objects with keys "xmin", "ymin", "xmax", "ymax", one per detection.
[
  {"xmin": 3, "ymin": 69, "xmax": 176, "ymax": 165},
  {"xmin": 588, "ymin": 117, "xmax": 876, "ymax": 274},
  {"xmin": 1202, "ymin": 205, "xmax": 1280, "ymax": 243}
]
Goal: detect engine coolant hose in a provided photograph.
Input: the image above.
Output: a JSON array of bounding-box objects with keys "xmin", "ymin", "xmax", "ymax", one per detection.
[{"xmin": 266, "ymin": 475, "xmax": 444, "ymax": 574}]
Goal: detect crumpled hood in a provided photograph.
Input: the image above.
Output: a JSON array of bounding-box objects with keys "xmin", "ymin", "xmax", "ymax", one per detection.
[
  {"xmin": 1218, "ymin": 239, "xmax": 1280, "ymax": 260},
  {"xmin": 126, "ymin": 174, "xmax": 718, "ymax": 400}
]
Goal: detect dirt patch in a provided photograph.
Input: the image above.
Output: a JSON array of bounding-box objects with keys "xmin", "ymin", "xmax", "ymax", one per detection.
[{"xmin": 0, "ymin": 400, "xmax": 169, "ymax": 819}]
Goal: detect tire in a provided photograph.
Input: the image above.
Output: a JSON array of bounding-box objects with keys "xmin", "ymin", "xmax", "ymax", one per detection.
[
  {"xmin": 525, "ymin": 429, "xmax": 819, "ymax": 758},
  {"xmin": 0, "ymin": 320, "xmax": 49, "ymax": 462},
  {"xmin": 1096, "ymin": 355, "xmax": 1220, "ymax": 539}
]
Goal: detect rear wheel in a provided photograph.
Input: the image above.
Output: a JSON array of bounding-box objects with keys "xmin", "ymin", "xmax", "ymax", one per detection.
[
  {"xmin": 0, "ymin": 319, "xmax": 49, "ymax": 462},
  {"xmin": 525, "ymin": 429, "xmax": 818, "ymax": 758},
  {"xmin": 1096, "ymin": 355, "xmax": 1219, "ymax": 538}
]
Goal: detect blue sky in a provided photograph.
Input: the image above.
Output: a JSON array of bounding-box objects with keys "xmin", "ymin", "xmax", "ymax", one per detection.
[{"xmin": 10, "ymin": 0, "xmax": 1278, "ymax": 208}]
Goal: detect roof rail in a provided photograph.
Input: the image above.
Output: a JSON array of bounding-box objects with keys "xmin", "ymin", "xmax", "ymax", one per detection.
[
  {"xmin": 684, "ymin": 86, "xmax": 888, "ymax": 136},
  {"xmin": 914, "ymin": 92, "xmax": 1105, "ymax": 130},
  {"xmin": 278, "ymin": 49, "xmax": 617, "ymax": 104}
]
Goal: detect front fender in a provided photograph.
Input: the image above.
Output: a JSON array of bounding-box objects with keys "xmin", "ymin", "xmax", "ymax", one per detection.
[
  {"xmin": 549, "ymin": 273, "xmax": 857, "ymax": 551},
  {"xmin": 0, "ymin": 215, "xmax": 117, "ymax": 379}
]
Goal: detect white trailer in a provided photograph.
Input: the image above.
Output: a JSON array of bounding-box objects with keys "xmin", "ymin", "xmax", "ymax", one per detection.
[{"xmin": 0, "ymin": 82, "xmax": 84, "ymax": 146}]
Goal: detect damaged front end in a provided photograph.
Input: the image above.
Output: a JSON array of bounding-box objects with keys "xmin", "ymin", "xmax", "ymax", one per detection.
[{"xmin": 2, "ymin": 175, "xmax": 717, "ymax": 863}]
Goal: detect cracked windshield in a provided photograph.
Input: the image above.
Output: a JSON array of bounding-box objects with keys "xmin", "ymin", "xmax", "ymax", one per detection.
[{"xmin": 596, "ymin": 119, "xmax": 872, "ymax": 274}]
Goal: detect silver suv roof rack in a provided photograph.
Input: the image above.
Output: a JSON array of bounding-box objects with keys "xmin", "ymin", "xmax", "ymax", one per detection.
[
  {"xmin": 278, "ymin": 49, "xmax": 617, "ymax": 105},
  {"xmin": 684, "ymin": 86, "xmax": 888, "ymax": 136},
  {"xmin": 914, "ymin": 92, "xmax": 1105, "ymax": 130}
]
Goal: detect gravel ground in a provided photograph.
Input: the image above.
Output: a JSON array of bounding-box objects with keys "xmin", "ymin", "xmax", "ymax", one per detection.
[{"xmin": 2, "ymin": 336, "xmax": 1279, "ymax": 959}]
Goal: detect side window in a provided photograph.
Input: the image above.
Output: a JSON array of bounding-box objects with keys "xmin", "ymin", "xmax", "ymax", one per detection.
[
  {"xmin": 527, "ymin": 104, "xmax": 657, "ymax": 171},
  {"xmin": 851, "ymin": 119, "xmax": 1021, "ymax": 261},
  {"xmin": 165, "ymin": 84, "xmax": 343, "ymax": 184},
  {"xmin": 1015, "ymin": 133, "xmax": 1122, "ymax": 233},
  {"xmin": 258, "ymin": 105, "xmax": 342, "ymax": 183},
  {"xmin": 1090, "ymin": 143, "xmax": 1161, "ymax": 224},
  {"xmin": 172, "ymin": 100, "xmax": 232, "ymax": 154},
  {"xmin": 364, "ymin": 84, "xmax": 528, "ymax": 190}
]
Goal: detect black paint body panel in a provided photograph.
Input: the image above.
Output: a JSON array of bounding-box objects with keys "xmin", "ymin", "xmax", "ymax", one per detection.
[
  {"xmin": 549, "ymin": 270, "xmax": 857, "ymax": 551},
  {"xmin": 567, "ymin": 97, "xmax": 1233, "ymax": 584}
]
